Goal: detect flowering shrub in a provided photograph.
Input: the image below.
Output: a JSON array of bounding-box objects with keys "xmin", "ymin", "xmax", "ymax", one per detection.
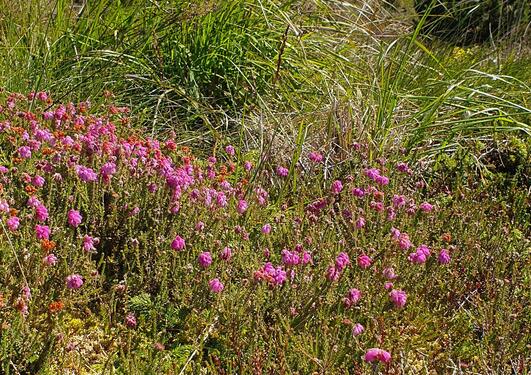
[{"xmin": 0, "ymin": 92, "xmax": 528, "ymax": 373}]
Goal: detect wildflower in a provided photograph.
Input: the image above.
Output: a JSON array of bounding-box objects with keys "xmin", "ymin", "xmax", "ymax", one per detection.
[
  {"xmin": 225, "ymin": 145, "xmax": 235, "ymax": 156},
  {"xmin": 35, "ymin": 204, "xmax": 49, "ymax": 222},
  {"xmin": 396, "ymin": 162, "xmax": 411, "ymax": 174},
  {"xmin": 351, "ymin": 188, "xmax": 365, "ymax": 197},
  {"xmin": 398, "ymin": 233, "xmax": 412, "ymax": 250},
  {"xmin": 335, "ymin": 252, "xmax": 350, "ymax": 271},
  {"xmin": 76, "ymin": 165, "xmax": 97, "ymax": 182},
  {"xmin": 438, "ymin": 249, "xmax": 451, "ymax": 264},
  {"xmin": 364, "ymin": 168, "xmax": 380, "ymax": 181},
  {"xmin": 220, "ymin": 247, "xmax": 232, "ymax": 261},
  {"xmin": 171, "ymin": 235, "xmax": 185, "ymax": 251},
  {"xmin": 370, "ymin": 201, "xmax": 384, "ymax": 212},
  {"xmin": 309, "ymin": 151, "xmax": 323, "ymax": 163},
  {"xmin": 302, "ymin": 251, "xmax": 312, "ymax": 265},
  {"xmin": 125, "ymin": 313, "xmax": 137, "ymax": 328},
  {"xmin": 330, "ymin": 180, "xmax": 343, "ymax": 195},
  {"xmin": 344, "ymin": 288, "xmax": 362, "ymax": 308},
  {"xmin": 409, "ymin": 244, "xmax": 431, "ymax": 264},
  {"xmin": 7, "ymin": 216, "xmax": 19, "ymax": 231},
  {"xmin": 419, "ymin": 202, "xmax": 434, "ymax": 213},
  {"xmin": 195, "ymin": 221, "xmax": 205, "ymax": 232},
  {"xmin": 375, "ymin": 175, "xmax": 389, "ymax": 186},
  {"xmin": 66, "ymin": 274, "xmax": 83, "ymax": 290},
  {"xmin": 67, "ymin": 210, "xmax": 82, "ymax": 228},
  {"xmin": 357, "ymin": 254, "xmax": 372, "ymax": 269},
  {"xmin": 237, "ymin": 199, "xmax": 248, "ymax": 214},
  {"xmin": 326, "ymin": 265, "xmax": 340, "ymax": 282},
  {"xmin": 35, "ymin": 224, "xmax": 50, "ymax": 240},
  {"xmin": 32, "ymin": 175, "xmax": 45, "ymax": 188},
  {"xmin": 262, "ymin": 223, "xmax": 272, "ymax": 235},
  {"xmin": 244, "ymin": 161, "xmax": 253, "ymax": 171},
  {"xmin": 209, "ymin": 278, "xmax": 224, "ymax": 293},
  {"xmin": 27, "ymin": 196, "xmax": 40, "ymax": 207},
  {"xmin": 18, "ymin": 146, "xmax": 31, "ymax": 159},
  {"xmin": 41, "ymin": 239, "xmax": 56, "ymax": 252},
  {"xmin": 198, "ymin": 252, "xmax": 212, "ymax": 268},
  {"xmin": 276, "ymin": 166, "xmax": 289, "ymax": 177},
  {"xmin": 392, "ymin": 194, "xmax": 406, "ymax": 208},
  {"xmin": 389, "ymin": 289, "xmax": 407, "ymax": 308},
  {"xmin": 355, "ymin": 217, "xmax": 366, "ymax": 229},
  {"xmin": 384, "ymin": 281, "xmax": 394, "ymax": 290},
  {"xmin": 43, "ymin": 253, "xmax": 58, "ymax": 266},
  {"xmin": 382, "ymin": 267, "xmax": 397, "ymax": 280},
  {"xmin": 15, "ymin": 297, "xmax": 28, "ymax": 316},
  {"xmin": 49, "ymin": 301, "xmax": 64, "ymax": 314},
  {"xmin": 364, "ymin": 348, "xmax": 391, "ymax": 363},
  {"xmin": 83, "ymin": 235, "xmax": 98, "ymax": 253},
  {"xmin": 281, "ymin": 249, "xmax": 301, "ymax": 266},
  {"xmin": 352, "ymin": 323, "xmax": 364, "ymax": 337}
]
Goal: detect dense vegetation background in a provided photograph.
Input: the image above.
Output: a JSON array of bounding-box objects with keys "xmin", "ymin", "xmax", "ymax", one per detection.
[{"xmin": 0, "ymin": 0, "xmax": 529, "ymax": 373}]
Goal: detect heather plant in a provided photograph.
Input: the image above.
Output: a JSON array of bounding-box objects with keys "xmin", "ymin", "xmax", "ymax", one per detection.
[{"xmin": 0, "ymin": 93, "xmax": 528, "ymax": 373}]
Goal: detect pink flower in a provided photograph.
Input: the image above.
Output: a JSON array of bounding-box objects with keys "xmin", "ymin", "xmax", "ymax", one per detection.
[
  {"xmin": 225, "ymin": 145, "xmax": 235, "ymax": 156},
  {"xmin": 409, "ymin": 244, "xmax": 431, "ymax": 264},
  {"xmin": 198, "ymin": 252, "xmax": 212, "ymax": 268},
  {"xmin": 309, "ymin": 151, "xmax": 323, "ymax": 163},
  {"xmin": 7, "ymin": 216, "xmax": 20, "ymax": 231},
  {"xmin": 352, "ymin": 323, "xmax": 364, "ymax": 337},
  {"xmin": 389, "ymin": 289, "xmax": 407, "ymax": 308},
  {"xmin": 330, "ymin": 180, "xmax": 343, "ymax": 195},
  {"xmin": 237, "ymin": 199, "xmax": 248, "ymax": 214},
  {"xmin": 398, "ymin": 233, "xmax": 412, "ymax": 250},
  {"xmin": 375, "ymin": 175, "xmax": 389, "ymax": 186},
  {"xmin": 276, "ymin": 166, "xmax": 289, "ymax": 177},
  {"xmin": 43, "ymin": 253, "xmax": 58, "ymax": 266},
  {"xmin": 392, "ymin": 194, "xmax": 406, "ymax": 208},
  {"xmin": 396, "ymin": 162, "xmax": 411, "ymax": 174},
  {"xmin": 344, "ymin": 288, "xmax": 362, "ymax": 307},
  {"xmin": 370, "ymin": 201, "xmax": 384, "ymax": 212},
  {"xmin": 220, "ymin": 247, "xmax": 232, "ymax": 261},
  {"xmin": 351, "ymin": 188, "xmax": 365, "ymax": 197},
  {"xmin": 0, "ymin": 200, "xmax": 9, "ymax": 213},
  {"xmin": 302, "ymin": 251, "xmax": 312, "ymax": 265},
  {"xmin": 83, "ymin": 235, "xmax": 98, "ymax": 253},
  {"xmin": 364, "ymin": 348, "xmax": 391, "ymax": 363},
  {"xmin": 382, "ymin": 267, "xmax": 397, "ymax": 280},
  {"xmin": 390, "ymin": 227, "xmax": 401, "ymax": 240},
  {"xmin": 335, "ymin": 252, "xmax": 350, "ymax": 271},
  {"xmin": 326, "ymin": 265, "xmax": 340, "ymax": 282},
  {"xmin": 18, "ymin": 146, "xmax": 32, "ymax": 159},
  {"xmin": 171, "ymin": 235, "xmax": 185, "ymax": 251},
  {"xmin": 438, "ymin": 249, "xmax": 451, "ymax": 264},
  {"xmin": 35, "ymin": 204, "xmax": 49, "ymax": 222},
  {"xmin": 244, "ymin": 161, "xmax": 253, "ymax": 171},
  {"xmin": 66, "ymin": 274, "xmax": 83, "ymax": 289},
  {"xmin": 419, "ymin": 202, "xmax": 434, "ymax": 213},
  {"xmin": 76, "ymin": 165, "xmax": 98, "ymax": 182},
  {"xmin": 125, "ymin": 313, "xmax": 137, "ymax": 328},
  {"xmin": 384, "ymin": 281, "xmax": 394, "ymax": 290},
  {"xmin": 355, "ymin": 217, "xmax": 366, "ymax": 229},
  {"xmin": 261, "ymin": 223, "xmax": 272, "ymax": 235},
  {"xmin": 67, "ymin": 210, "xmax": 82, "ymax": 228},
  {"xmin": 32, "ymin": 175, "xmax": 45, "ymax": 187},
  {"xmin": 357, "ymin": 254, "xmax": 372, "ymax": 269},
  {"xmin": 195, "ymin": 221, "xmax": 205, "ymax": 232},
  {"xmin": 209, "ymin": 278, "xmax": 224, "ymax": 293},
  {"xmin": 35, "ymin": 224, "xmax": 50, "ymax": 240}
]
